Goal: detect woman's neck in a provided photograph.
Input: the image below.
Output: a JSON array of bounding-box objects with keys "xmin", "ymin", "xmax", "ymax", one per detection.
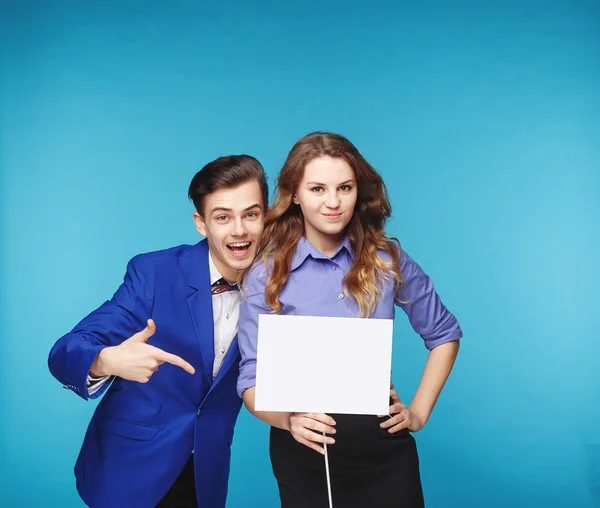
[{"xmin": 304, "ymin": 230, "xmax": 345, "ymax": 258}]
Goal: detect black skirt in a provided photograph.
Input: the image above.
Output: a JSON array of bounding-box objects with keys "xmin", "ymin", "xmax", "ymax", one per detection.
[{"xmin": 270, "ymin": 413, "xmax": 425, "ymax": 508}]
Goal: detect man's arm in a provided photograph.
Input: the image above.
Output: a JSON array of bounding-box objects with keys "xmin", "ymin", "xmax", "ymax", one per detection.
[
  {"xmin": 88, "ymin": 318, "xmax": 194, "ymax": 380},
  {"xmin": 48, "ymin": 254, "xmax": 193, "ymax": 400}
]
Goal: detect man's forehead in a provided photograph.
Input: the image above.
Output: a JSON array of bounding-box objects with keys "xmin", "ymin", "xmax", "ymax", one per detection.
[{"xmin": 202, "ymin": 179, "xmax": 264, "ymax": 213}]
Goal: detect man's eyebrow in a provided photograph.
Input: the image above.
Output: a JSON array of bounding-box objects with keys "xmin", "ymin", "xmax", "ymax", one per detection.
[
  {"xmin": 210, "ymin": 203, "xmax": 262, "ymax": 214},
  {"xmin": 210, "ymin": 207, "xmax": 233, "ymax": 214}
]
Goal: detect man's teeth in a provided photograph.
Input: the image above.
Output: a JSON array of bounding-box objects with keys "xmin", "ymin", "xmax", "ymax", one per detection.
[{"xmin": 229, "ymin": 242, "xmax": 251, "ymax": 248}]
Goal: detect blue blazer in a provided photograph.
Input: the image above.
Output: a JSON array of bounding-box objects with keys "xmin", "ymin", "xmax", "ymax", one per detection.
[{"xmin": 48, "ymin": 240, "xmax": 242, "ymax": 508}]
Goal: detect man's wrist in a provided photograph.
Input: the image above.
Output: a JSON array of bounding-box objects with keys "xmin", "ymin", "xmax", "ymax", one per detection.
[{"xmin": 89, "ymin": 347, "xmax": 114, "ymax": 377}]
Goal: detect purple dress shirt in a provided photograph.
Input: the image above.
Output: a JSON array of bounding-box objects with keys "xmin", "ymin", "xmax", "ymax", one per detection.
[{"xmin": 237, "ymin": 236, "xmax": 462, "ymax": 397}]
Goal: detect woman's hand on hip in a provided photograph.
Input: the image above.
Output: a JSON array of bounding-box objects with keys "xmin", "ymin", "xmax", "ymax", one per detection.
[{"xmin": 379, "ymin": 388, "xmax": 426, "ymax": 433}]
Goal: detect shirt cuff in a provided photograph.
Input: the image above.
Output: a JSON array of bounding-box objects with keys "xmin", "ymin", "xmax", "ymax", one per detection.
[
  {"xmin": 236, "ymin": 364, "xmax": 256, "ymax": 398},
  {"xmin": 86, "ymin": 374, "xmax": 111, "ymax": 396},
  {"xmin": 424, "ymin": 327, "xmax": 463, "ymax": 350}
]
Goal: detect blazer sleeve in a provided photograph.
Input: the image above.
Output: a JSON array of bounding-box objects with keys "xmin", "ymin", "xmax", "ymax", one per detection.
[{"xmin": 48, "ymin": 253, "xmax": 155, "ymax": 400}]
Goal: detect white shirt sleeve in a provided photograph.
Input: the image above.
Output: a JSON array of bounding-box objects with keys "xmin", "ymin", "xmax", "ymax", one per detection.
[{"xmin": 86, "ymin": 374, "xmax": 112, "ymax": 396}]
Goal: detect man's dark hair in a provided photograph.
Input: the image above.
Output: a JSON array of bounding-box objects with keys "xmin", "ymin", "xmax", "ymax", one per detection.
[{"xmin": 188, "ymin": 155, "xmax": 269, "ymax": 215}]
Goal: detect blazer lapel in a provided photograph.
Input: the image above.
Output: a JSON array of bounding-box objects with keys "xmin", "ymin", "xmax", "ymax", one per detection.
[{"xmin": 187, "ymin": 240, "xmax": 214, "ymax": 386}]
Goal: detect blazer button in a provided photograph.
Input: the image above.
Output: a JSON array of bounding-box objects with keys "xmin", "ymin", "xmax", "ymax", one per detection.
[{"xmin": 197, "ymin": 407, "xmax": 204, "ymax": 416}]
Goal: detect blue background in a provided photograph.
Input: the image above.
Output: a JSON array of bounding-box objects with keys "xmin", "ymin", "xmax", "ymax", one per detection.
[{"xmin": 1, "ymin": 1, "xmax": 598, "ymax": 506}]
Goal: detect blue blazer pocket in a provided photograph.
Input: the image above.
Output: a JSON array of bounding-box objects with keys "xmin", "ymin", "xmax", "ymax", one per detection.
[{"xmin": 96, "ymin": 416, "xmax": 160, "ymax": 441}]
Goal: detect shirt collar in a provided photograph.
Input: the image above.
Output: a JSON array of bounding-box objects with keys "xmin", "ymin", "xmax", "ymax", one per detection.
[
  {"xmin": 290, "ymin": 236, "xmax": 354, "ymax": 271},
  {"xmin": 208, "ymin": 251, "xmax": 224, "ymax": 285}
]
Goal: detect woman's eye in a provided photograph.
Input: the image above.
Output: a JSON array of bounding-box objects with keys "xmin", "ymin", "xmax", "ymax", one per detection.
[
  {"xmin": 311, "ymin": 186, "xmax": 324, "ymax": 193},
  {"xmin": 340, "ymin": 185, "xmax": 352, "ymax": 192}
]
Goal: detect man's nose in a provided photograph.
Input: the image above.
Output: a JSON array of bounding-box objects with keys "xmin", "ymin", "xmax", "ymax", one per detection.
[{"xmin": 232, "ymin": 218, "xmax": 247, "ymax": 235}]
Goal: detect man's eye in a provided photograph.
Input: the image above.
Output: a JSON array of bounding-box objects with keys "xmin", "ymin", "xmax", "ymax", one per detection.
[
  {"xmin": 216, "ymin": 215, "xmax": 228, "ymax": 221},
  {"xmin": 247, "ymin": 211, "xmax": 258, "ymax": 218}
]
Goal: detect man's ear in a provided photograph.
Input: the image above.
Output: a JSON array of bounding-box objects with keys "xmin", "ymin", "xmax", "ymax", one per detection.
[{"xmin": 193, "ymin": 212, "xmax": 207, "ymax": 236}]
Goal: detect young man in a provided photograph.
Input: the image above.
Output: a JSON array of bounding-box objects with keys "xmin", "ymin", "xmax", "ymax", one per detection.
[{"xmin": 48, "ymin": 155, "xmax": 268, "ymax": 508}]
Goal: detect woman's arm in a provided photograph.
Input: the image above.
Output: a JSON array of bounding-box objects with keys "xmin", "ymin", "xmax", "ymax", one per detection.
[
  {"xmin": 242, "ymin": 386, "xmax": 292, "ymax": 430},
  {"xmin": 410, "ymin": 339, "xmax": 459, "ymax": 421},
  {"xmin": 382, "ymin": 249, "xmax": 462, "ymax": 432},
  {"xmin": 237, "ymin": 264, "xmax": 336, "ymax": 454},
  {"xmin": 242, "ymin": 386, "xmax": 336, "ymax": 454},
  {"xmin": 381, "ymin": 340, "xmax": 459, "ymax": 432}
]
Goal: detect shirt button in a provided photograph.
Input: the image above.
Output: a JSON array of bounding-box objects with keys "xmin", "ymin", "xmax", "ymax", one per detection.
[
  {"xmin": 221, "ymin": 348, "xmax": 226, "ymax": 354},
  {"xmin": 332, "ymin": 266, "xmax": 336, "ymax": 271},
  {"xmin": 338, "ymin": 294, "xmax": 344, "ymax": 299},
  {"xmin": 225, "ymin": 314, "xmax": 230, "ymax": 319}
]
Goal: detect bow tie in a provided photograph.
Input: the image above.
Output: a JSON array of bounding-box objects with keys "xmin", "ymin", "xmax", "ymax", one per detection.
[{"xmin": 211, "ymin": 278, "xmax": 238, "ymax": 295}]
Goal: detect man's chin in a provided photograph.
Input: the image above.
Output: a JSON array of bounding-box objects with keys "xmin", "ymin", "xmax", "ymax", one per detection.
[{"xmin": 225, "ymin": 249, "xmax": 257, "ymax": 269}]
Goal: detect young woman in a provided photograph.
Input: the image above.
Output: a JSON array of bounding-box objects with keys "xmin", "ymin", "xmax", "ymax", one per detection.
[{"xmin": 237, "ymin": 132, "xmax": 462, "ymax": 508}]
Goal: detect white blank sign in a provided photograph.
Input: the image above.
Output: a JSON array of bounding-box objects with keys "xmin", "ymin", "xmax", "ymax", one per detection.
[{"xmin": 255, "ymin": 314, "xmax": 393, "ymax": 415}]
